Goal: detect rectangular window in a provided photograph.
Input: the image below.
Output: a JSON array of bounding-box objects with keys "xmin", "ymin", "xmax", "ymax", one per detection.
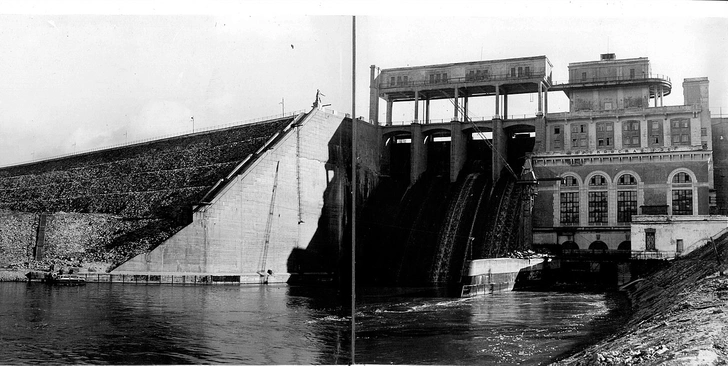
[
  {"xmin": 630, "ymin": 68, "xmax": 635, "ymax": 79},
  {"xmin": 617, "ymin": 191, "xmax": 637, "ymax": 223},
  {"xmin": 552, "ymin": 125, "xmax": 563, "ymax": 150},
  {"xmin": 525, "ymin": 66, "xmax": 530, "ymax": 76},
  {"xmin": 403, "ymin": 76, "xmax": 408, "ymax": 85},
  {"xmin": 441, "ymin": 73, "xmax": 447, "ymax": 83},
  {"xmin": 622, "ymin": 121, "xmax": 640, "ymax": 147},
  {"xmin": 648, "ymin": 119, "xmax": 663, "ymax": 147},
  {"xmin": 672, "ymin": 189, "xmax": 693, "ymax": 215},
  {"xmin": 596, "ymin": 122, "xmax": 614, "ymax": 149},
  {"xmin": 390, "ymin": 77, "xmax": 396, "ymax": 86},
  {"xmin": 511, "ymin": 68, "xmax": 516, "ymax": 77},
  {"xmin": 702, "ymin": 127, "xmax": 708, "ymax": 137},
  {"xmin": 588, "ymin": 191, "xmax": 608, "ymax": 224},
  {"xmin": 560, "ymin": 192, "xmax": 579, "ymax": 224},
  {"xmin": 518, "ymin": 67, "xmax": 523, "ymax": 77},
  {"xmin": 397, "ymin": 76, "xmax": 402, "ymax": 85},
  {"xmin": 646, "ymin": 229, "xmax": 656, "ymax": 251},
  {"xmin": 671, "ymin": 118, "xmax": 690, "ymax": 146},
  {"xmin": 581, "ymin": 72, "xmax": 587, "ymax": 81},
  {"xmin": 570, "ymin": 123, "xmax": 588, "ymax": 149},
  {"xmin": 430, "ymin": 74, "xmax": 435, "ymax": 84}
]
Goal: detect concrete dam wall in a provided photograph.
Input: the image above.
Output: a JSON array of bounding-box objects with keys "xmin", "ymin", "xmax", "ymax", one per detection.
[
  {"xmin": 115, "ymin": 109, "xmax": 381, "ymax": 282},
  {"xmin": 0, "ymin": 108, "xmax": 381, "ymax": 283}
]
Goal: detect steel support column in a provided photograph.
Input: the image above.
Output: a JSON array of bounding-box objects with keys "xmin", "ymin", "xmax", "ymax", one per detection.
[
  {"xmin": 414, "ymin": 90, "xmax": 419, "ymax": 123},
  {"xmin": 454, "ymin": 87, "xmax": 460, "ymax": 121},
  {"xmin": 386, "ymin": 99, "xmax": 393, "ymax": 126}
]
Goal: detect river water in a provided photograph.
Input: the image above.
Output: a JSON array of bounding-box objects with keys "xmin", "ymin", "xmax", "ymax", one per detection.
[{"xmin": 0, "ymin": 283, "xmax": 628, "ymax": 365}]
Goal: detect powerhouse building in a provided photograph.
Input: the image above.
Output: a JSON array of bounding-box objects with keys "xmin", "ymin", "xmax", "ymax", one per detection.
[{"xmin": 531, "ymin": 53, "xmax": 713, "ymax": 252}]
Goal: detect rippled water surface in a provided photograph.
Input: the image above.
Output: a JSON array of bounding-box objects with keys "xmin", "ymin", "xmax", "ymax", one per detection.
[{"xmin": 0, "ymin": 283, "xmax": 628, "ymax": 365}]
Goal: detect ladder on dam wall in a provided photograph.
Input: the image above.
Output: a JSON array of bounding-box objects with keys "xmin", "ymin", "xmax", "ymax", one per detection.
[{"xmin": 258, "ymin": 162, "xmax": 280, "ymax": 279}]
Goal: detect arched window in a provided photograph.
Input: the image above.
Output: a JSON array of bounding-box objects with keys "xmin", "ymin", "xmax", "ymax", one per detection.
[
  {"xmin": 560, "ymin": 175, "xmax": 580, "ymax": 225},
  {"xmin": 562, "ymin": 241, "xmax": 579, "ymax": 250},
  {"xmin": 589, "ymin": 241, "xmax": 608, "ymax": 250},
  {"xmin": 588, "ymin": 174, "xmax": 608, "ymax": 224},
  {"xmin": 671, "ymin": 171, "xmax": 693, "ymax": 215},
  {"xmin": 563, "ymin": 176, "xmax": 579, "ymax": 187},
  {"xmin": 673, "ymin": 172, "xmax": 691, "ymax": 183},
  {"xmin": 589, "ymin": 175, "xmax": 607, "ymax": 186},
  {"xmin": 618, "ymin": 174, "xmax": 637, "ymax": 185},
  {"xmin": 617, "ymin": 174, "xmax": 638, "ymax": 223}
]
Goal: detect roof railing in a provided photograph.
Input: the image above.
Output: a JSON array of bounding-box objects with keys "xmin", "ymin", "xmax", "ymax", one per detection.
[{"xmin": 552, "ymin": 73, "xmax": 671, "ymax": 87}]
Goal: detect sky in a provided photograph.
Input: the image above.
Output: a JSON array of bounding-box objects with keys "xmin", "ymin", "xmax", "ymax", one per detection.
[{"xmin": 0, "ymin": 1, "xmax": 727, "ymax": 166}]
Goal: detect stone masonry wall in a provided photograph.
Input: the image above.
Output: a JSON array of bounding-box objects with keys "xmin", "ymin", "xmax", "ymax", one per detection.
[{"xmin": 0, "ymin": 210, "xmax": 36, "ymax": 267}]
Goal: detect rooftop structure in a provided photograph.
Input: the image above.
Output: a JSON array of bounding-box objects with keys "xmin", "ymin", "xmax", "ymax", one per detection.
[{"xmin": 370, "ymin": 56, "xmax": 553, "ymax": 125}]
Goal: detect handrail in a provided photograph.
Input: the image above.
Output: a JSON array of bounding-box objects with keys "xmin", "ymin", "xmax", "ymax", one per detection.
[
  {"xmin": 551, "ymin": 73, "xmax": 671, "ymax": 86},
  {"xmin": 0, "ymin": 109, "xmax": 307, "ymax": 169},
  {"xmin": 546, "ymin": 104, "xmax": 698, "ymax": 119},
  {"xmin": 384, "ymin": 115, "xmax": 538, "ymax": 126},
  {"xmin": 681, "ymin": 226, "xmax": 728, "ymax": 255}
]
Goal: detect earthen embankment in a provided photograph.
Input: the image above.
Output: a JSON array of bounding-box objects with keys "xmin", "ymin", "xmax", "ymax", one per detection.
[
  {"xmin": 0, "ymin": 117, "xmax": 293, "ymax": 271},
  {"xmin": 555, "ymin": 234, "xmax": 728, "ymax": 365}
]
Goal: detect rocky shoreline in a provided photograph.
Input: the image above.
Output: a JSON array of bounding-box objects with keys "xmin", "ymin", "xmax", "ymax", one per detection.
[{"xmin": 554, "ymin": 237, "xmax": 728, "ymax": 365}]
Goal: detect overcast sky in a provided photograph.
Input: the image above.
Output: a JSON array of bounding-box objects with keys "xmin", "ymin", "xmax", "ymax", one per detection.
[{"xmin": 1, "ymin": 1, "xmax": 726, "ymax": 166}]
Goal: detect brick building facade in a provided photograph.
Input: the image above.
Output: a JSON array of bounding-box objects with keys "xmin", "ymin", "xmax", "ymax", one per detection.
[{"xmin": 531, "ymin": 54, "xmax": 713, "ymax": 251}]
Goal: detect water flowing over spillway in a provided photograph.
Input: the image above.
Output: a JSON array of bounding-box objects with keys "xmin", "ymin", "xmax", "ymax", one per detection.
[
  {"xmin": 430, "ymin": 173, "xmax": 480, "ymax": 283},
  {"xmin": 359, "ymin": 172, "xmax": 505, "ymax": 286}
]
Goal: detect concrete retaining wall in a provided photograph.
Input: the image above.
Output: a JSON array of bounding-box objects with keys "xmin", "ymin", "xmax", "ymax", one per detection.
[{"xmin": 631, "ymin": 215, "xmax": 728, "ymax": 255}]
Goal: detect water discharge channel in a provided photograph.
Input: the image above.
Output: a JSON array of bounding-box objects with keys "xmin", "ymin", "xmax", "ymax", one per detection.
[{"xmin": 0, "ymin": 282, "xmax": 628, "ymax": 365}]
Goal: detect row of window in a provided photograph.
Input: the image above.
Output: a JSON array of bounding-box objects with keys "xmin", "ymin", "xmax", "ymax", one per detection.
[
  {"xmin": 551, "ymin": 119, "xmax": 694, "ymax": 150},
  {"xmin": 389, "ymin": 75, "xmax": 409, "ymax": 87},
  {"xmin": 579, "ymin": 68, "xmax": 638, "ymax": 82},
  {"xmin": 388, "ymin": 65, "xmax": 537, "ymax": 87},
  {"xmin": 559, "ymin": 172, "xmax": 695, "ymax": 225}
]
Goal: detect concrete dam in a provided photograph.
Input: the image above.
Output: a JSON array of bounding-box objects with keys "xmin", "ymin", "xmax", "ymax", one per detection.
[{"xmin": 0, "ymin": 106, "xmax": 534, "ymax": 285}]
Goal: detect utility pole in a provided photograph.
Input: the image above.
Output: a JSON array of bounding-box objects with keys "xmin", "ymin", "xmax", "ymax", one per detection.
[
  {"xmin": 190, "ymin": 116, "xmax": 195, "ymax": 133},
  {"xmin": 350, "ymin": 15, "xmax": 357, "ymax": 365}
]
